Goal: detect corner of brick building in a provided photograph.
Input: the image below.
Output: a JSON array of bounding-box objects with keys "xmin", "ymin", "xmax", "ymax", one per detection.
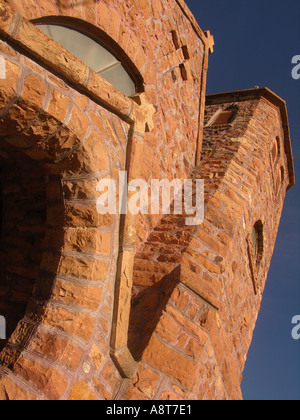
[
  {"xmin": 0, "ymin": 0, "xmax": 294, "ymax": 401},
  {"xmin": 122, "ymin": 87, "xmax": 294, "ymax": 400}
]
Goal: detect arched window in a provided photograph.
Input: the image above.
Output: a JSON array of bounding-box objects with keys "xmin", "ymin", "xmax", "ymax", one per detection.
[
  {"xmin": 248, "ymin": 220, "xmax": 264, "ymax": 294},
  {"xmin": 276, "ymin": 136, "xmax": 281, "ymax": 157},
  {"xmin": 251, "ymin": 220, "xmax": 264, "ymax": 267},
  {"xmin": 36, "ymin": 24, "xmax": 136, "ymax": 96}
]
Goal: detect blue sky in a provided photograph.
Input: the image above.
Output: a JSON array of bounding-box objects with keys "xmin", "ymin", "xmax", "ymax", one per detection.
[{"xmin": 185, "ymin": 0, "xmax": 300, "ymax": 400}]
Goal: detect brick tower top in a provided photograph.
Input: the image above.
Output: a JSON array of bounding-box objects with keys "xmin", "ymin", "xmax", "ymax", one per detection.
[{"xmin": 205, "ymin": 87, "xmax": 295, "ymax": 189}]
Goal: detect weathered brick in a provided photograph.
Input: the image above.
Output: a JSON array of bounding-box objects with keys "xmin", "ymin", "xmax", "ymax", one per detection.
[
  {"xmin": 89, "ymin": 343, "xmax": 104, "ymax": 369},
  {"xmin": 0, "ymin": 377, "xmax": 38, "ymax": 400},
  {"xmin": 47, "ymin": 89, "xmax": 70, "ymax": 121},
  {"xmin": 58, "ymin": 255, "xmax": 109, "ymax": 282},
  {"xmin": 64, "ymin": 228, "xmax": 111, "ymax": 255},
  {"xmin": 63, "ymin": 178, "xmax": 103, "ymax": 200},
  {"xmin": 0, "ymin": 99, "xmax": 39, "ymax": 138},
  {"xmin": 64, "ymin": 203, "xmax": 114, "ymax": 228},
  {"xmin": 108, "ymin": 8, "xmax": 121, "ymax": 41},
  {"xmin": 68, "ymin": 380, "xmax": 96, "ymax": 401},
  {"xmin": 166, "ymin": 305, "xmax": 209, "ymax": 346},
  {"xmin": 143, "ymin": 335, "xmax": 196, "ymax": 389},
  {"xmin": 22, "ymin": 75, "xmax": 47, "ymax": 108},
  {"xmin": 63, "ymin": 130, "xmax": 109, "ymax": 175},
  {"xmin": 97, "ymin": 1, "xmax": 109, "ymax": 31},
  {"xmin": 29, "ymin": 330, "xmax": 83, "ymax": 370},
  {"xmin": 66, "ymin": 106, "xmax": 90, "ymax": 140},
  {"xmin": 43, "ymin": 306, "xmax": 95, "ymax": 343},
  {"xmin": 155, "ymin": 313, "xmax": 181, "ymax": 343},
  {"xmin": 125, "ymin": 364, "xmax": 160, "ymax": 400},
  {"xmin": 53, "ymin": 280, "xmax": 103, "ymax": 310},
  {"xmin": 14, "ymin": 356, "xmax": 68, "ymax": 400}
]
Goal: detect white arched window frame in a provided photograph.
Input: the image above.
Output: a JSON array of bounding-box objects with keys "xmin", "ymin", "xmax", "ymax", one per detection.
[{"xmin": 36, "ymin": 24, "xmax": 136, "ymax": 97}]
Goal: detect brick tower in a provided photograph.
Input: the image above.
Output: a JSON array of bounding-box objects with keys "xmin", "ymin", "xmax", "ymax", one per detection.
[{"xmin": 0, "ymin": 0, "xmax": 294, "ymax": 400}]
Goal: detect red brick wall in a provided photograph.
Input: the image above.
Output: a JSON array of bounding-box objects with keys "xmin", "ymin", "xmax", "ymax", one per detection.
[
  {"xmin": 0, "ymin": 0, "xmax": 212, "ymax": 400},
  {"xmin": 0, "ymin": 36, "xmax": 130, "ymax": 399},
  {"xmin": 123, "ymin": 94, "xmax": 292, "ymax": 400},
  {"xmin": 0, "ymin": 0, "xmax": 293, "ymax": 401},
  {"xmin": 4, "ymin": 0, "xmax": 208, "ymax": 250}
]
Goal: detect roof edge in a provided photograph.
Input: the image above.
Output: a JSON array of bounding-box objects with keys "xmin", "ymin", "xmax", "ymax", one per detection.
[{"xmin": 206, "ymin": 87, "xmax": 295, "ymax": 190}]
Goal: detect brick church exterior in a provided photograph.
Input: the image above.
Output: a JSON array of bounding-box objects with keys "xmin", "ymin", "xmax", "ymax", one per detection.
[{"xmin": 0, "ymin": 0, "xmax": 294, "ymax": 400}]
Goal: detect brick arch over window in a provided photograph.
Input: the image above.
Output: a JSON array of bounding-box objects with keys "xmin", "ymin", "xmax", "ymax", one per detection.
[
  {"xmin": 32, "ymin": 16, "xmax": 144, "ymax": 94},
  {"xmin": 6, "ymin": 0, "xmax": 147, "ymax": 87}
]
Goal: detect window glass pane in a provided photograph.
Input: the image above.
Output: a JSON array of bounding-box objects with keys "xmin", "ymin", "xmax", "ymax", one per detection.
[
  {"xmin": 99, "ymin": 64, "xmax": 136, "ymax": 97},
  {"xmin": 37, "ymin": 24, "xmax": 136, "ymax": 96}
]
